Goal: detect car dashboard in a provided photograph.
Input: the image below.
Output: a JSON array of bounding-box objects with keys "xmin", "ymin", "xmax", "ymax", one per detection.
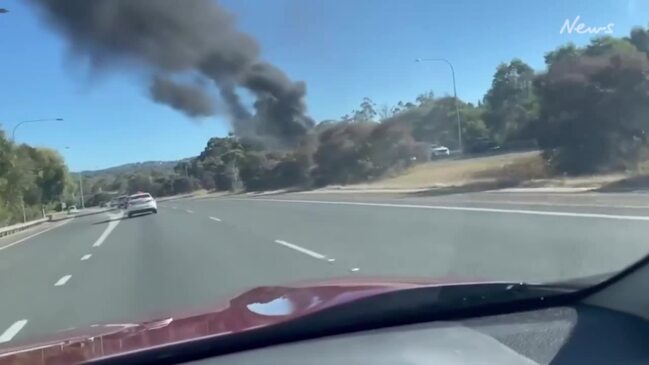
[{"xmin": 191, "ymin": 304, "xmax": 649, "ymax": 365}]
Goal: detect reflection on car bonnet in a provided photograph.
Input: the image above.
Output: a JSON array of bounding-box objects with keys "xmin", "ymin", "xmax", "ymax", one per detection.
[{"xmin": 247, "ymin": 296, "xmax": 296, "ymax": 316}]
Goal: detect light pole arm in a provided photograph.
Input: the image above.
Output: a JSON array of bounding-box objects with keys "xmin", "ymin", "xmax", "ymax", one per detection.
[
  {"xmin": 415, "ymin": 58, "xmax": 463, "ymax": 152},
  {"xmin": 11, "ymin": 121, "xmax": 29, "ymax": 141},
  {"xmin": 417, "ymin": 58, "xmax": 454, "ymax": 77},
  {"xmin": 11, "ymin": 118, "xmax": 64, "ymax": 141}
]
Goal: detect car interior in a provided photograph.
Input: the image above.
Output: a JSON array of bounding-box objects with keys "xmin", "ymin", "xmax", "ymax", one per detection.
[{"xmin": 89, "ymin": 254, "xmax": 649, "ymax": 365}]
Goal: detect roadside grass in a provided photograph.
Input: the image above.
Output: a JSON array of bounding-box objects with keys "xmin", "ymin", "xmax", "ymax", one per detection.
[
  {"xmin": 191, "ymin": 189, "xmax": 209, "ymax": 196},
  {"xmin": 177, "ymin": 152, "xmax": 649, "ymax": 196},
  {"xmin": 597, "ymin": 160, "xmax": 649, "ymax": 192},
  {"xmin": 357, "ymin": 151, "xmax": 544, "ymax": 189},
  {"xmin": 325, "ymin": 151, "xmax": 630, "ymax": 191}
]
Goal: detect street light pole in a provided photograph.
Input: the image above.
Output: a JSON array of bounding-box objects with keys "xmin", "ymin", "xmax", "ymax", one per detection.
[
  {"xmin": 65, "ymin": 147, "xmax": 86, "ymax": 210},
  {"xmin": 415, "ymin": 58, "xmax": 463, "ymax": 153},
  {"xmin": 78, "ymin": 173, "xmax": 85, "ymax": 209},
  {"xmin": 9, "ymin": 118, "xmax": 64, "ymax": 222},
  {"xmin": 11, "ymin": 118, "xmax": 64, "ymax": 141}
]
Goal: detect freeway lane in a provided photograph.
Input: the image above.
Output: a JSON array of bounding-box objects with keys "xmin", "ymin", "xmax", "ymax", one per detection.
[
  {"xmin": 180, "ymin": 194, "xmax": 649, "ymax": 282},
  {"xmin": 0, "ymin": 191, "xmax": 648, "ymax": 346},
  {"xmin": 0, "ymin": 213, "xmax": 113, "ymax": 343},
  {"xmin": 0, "ymin": 204, "xmax": 344, "ymax": 344}
]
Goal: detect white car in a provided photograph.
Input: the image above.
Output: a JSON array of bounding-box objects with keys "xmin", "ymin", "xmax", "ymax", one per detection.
[
  {"xmin": 125, "ymin": 192, "xmax": 158, "ymax": 218},
  {"xmin": 431, "ymin": 145, "xmax": 450, "ymax": 157}
]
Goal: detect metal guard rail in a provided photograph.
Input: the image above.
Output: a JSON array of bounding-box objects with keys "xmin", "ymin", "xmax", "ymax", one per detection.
[{"xmin": 0, "ymin": 218, "xmax": 48, "ymax": 238}]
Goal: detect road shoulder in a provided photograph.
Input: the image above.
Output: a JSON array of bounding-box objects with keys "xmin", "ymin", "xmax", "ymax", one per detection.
[{"xmin": 0, "ymin": 219, "xmax": 74, "ymax": 251}]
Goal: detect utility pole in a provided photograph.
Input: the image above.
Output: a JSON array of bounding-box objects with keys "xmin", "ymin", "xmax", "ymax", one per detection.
[{"xmin": 20, "ymin": 199, "xmax": 26, "ymax": 223}]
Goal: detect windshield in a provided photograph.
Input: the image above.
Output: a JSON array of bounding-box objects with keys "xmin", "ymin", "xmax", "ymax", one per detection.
[
  {"xmin": 129, "ymin": 194, "xmax": 151, "ymax": 200},
  {"xmin": 1, "ymin": 0, "xmax": 648, "ymax": 350}
]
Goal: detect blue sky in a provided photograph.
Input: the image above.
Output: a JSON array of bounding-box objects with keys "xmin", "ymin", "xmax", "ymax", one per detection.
[{"xmin": 0, "ymin": 0, "xmax": 646, "ymax": 171}]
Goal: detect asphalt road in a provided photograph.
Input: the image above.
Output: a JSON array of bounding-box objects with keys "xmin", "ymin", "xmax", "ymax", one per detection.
[{"xmin": 1, "ymin": 191, "xmax": 648, "ymax": 345}]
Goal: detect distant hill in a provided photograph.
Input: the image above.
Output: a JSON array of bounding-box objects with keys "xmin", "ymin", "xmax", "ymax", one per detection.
[{"xmin": 79, "ymin": 160, "xmax": 187, "ymax": 177}]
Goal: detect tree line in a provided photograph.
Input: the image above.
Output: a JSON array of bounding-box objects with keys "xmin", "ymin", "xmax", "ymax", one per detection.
[
  {"xmin": 7, "ymin": 25, "xmax": 649, "ymax": 209},
  {"xmin": 170, "ymin": 25, "xmax": 649, "ymax": 192},
  {"xmin": 0, "ymin": 129, "xmax": 74, "ymax": 225}
]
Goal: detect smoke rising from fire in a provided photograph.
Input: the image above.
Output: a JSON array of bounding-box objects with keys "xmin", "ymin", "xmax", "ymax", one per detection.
[{"xmin": 30, "ymin": 0, "xmax": 313, "ymax": 145}]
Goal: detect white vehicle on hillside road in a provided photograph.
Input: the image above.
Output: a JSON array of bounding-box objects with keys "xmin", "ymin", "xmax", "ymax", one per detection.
[
  {"xmin": 124, "ymin": 192, "xmax": 157, "ymax": 218},
  {"xmin": 431, "ymin": 145, "xmax": 450, "ymax": 157}
]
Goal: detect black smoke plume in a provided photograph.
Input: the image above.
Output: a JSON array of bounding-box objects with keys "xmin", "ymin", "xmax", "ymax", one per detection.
[
  {"xmin": 29, "ymin": 0, "xmax": 313, "ymax": 146},
  {"xmin": 150, "ymin": 77, "xmax": 215, "ymax": 117}
]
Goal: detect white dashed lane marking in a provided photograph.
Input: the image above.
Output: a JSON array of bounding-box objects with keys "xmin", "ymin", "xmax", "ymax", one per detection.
[
  {"xmin": 209, "ymin": 217, "xmax": 222, "ymax": 222},
  {"xmin": 273, "ymin": 240, "xmax": 328, "ymax": 261},
  {"xmin": 186, "ymin": 209, "xmax": 194, "ymax": 214},
  {"xmin": 54, "ymin": 275, "xmax": 71, "ymax": 287},
  {"xmin": 80, "ymin": 254, "xmax": 92, "ymax": 261},
  {"xmin": 92, "ymin": 213, "xmax": 122, "ymax": 248},
  {"xmin": 0, "ymin": 320, "xmax": 28, "ymax": 343}
]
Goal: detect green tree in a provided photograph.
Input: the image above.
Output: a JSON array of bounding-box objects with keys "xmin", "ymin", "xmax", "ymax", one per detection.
[
  {"xmin": 534, "ymin": 36, "xmax": 649, "ymax": 174},
  {"xmin": 352, "ymin": 97, "xmax": 377, "ymax": 122},
  {"xmin": 0, "ymin": 128, "xmax": 71, "ymax": 224},
  {"xmin": 629, "ymin": 25, "xmax": 649, "ymax": 55},
  {"xmin": 415, "ymin": 91, "xmax": 435, "ymax": 107},
  {"xmin": 544, "ymin": 43, "xmax": 581, "ymax": 65},
  {"xmin": 584, "ymin": 36, "xmax": 637, "ymax": 56},
  {"xmin": 483, "ymin": 59, "xmax": 538, "ymax": 143}
]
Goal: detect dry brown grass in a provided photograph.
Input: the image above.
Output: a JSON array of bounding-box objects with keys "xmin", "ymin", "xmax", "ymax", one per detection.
[
  {"xmin": 309, "ymin": 149, "xmax": 648, "ymax": 193},
  {"xmin": 475, "ymin": 153, "xmax": 550, "ymax": 182},
  {"xmin": 356, "ymin": 151, "xmax": 544, "ymax": 189}
]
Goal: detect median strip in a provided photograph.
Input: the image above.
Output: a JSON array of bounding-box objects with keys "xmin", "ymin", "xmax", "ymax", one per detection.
[
  {"xmin": 0, "ymin": 319, "xmax": 28, "ymax": 344},
  {"xmin": 274, "ymin": 239, "xmax": 328, "ymax": 260},
  {"xmin": 54, "ymin": 275, "xmax": 71, "ymax": 287},
  {"xmin": 233, "ymin": 198, "xmax": 649, "ymax": 222}
]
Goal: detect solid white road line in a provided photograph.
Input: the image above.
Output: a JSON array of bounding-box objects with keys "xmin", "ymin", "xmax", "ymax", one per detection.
[
  {"xmin": 0, "ymin": 218, "xmax": 74, "ymax": 252},
  {"xmin": 441, "ymin": 199, "xmax": 649, "ymax": 210},
  {"xmin": 92, "ymin": 213, "xmax": 122, "ymax": 248},
  {"xmin": 80, "ymin": 254, "xmax": 92, "ymax": 261},
  {"xmin": 231, "ymin": 198, "xmax": 649, "ymax": 222},
  {"xmin": 54, "ymin": 275, "xmax": 71, "ymax": 287},
  {"xmin": 274, "ymin": 240, "xmax": 327, "ymax": 260},
  {"xmin": 186, "ymin": 209, "xmax": 194, "ymax": 214},
  {"xmin": 209, "ymin": 217, "xmax": 222, "ymax": 222},
  {"xmin": 0, "ymin": 320, "xmax": 28, "ymax": 344}
]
